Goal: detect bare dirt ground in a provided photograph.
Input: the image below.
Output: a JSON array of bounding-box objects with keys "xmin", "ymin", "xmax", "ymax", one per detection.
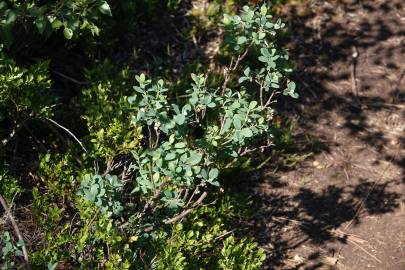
[{"xmin": 249, "ymin": 1, "xmax": 405, "ymax": 269}]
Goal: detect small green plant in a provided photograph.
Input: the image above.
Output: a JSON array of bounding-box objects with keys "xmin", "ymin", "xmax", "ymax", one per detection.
[
  {"xmin": 218, "ymin": 236, "xmax": 265, "ymax": 270},
  {"xmin": 139, "ymin": 193, "xmax": 264, "ymax": 269},
  {"xmin": 0, "ymin": 168, "xmax": 21, "ymax": 203},
  {"xmin": 79, "ymin": 4, "xmax": 297, "ymax": 233},
  {"xmin": 78, "ymin": 174, "xmax": 123, "ymax": 216},
  {"xmin": 37, "ymin": 152, "xmax": 82, "ymax": 198},
  {"xmin": 0, "ymin": 231, "xmax": 25, "ymax": 270},
  {"xmin": 81, "ymin": 62, "xmax": 142, "ymax": 158},
  {"xmin": 0, "ymin": 45, "xmax": 52, "ymax": 149}
]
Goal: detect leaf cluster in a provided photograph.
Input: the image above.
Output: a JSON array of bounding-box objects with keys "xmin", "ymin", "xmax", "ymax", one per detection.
[{"xmin": 0, "ymin": 0, "xmax": 111, "ymax": 46}]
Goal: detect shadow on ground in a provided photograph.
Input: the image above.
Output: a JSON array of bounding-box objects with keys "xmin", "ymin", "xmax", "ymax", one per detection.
[{"xmin": 241, "ymin": 0, "xmax": 405, "ymax": 269}]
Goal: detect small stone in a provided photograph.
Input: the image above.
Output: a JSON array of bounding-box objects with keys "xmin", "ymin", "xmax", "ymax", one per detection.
[{"xmin": 313, "ymin": 160, "xmax": 323, "ymax": 168}]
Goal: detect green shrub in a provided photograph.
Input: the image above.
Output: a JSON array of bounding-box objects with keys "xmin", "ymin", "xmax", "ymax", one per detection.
[
  {"xmin": 70, "ymin": 4, "xmax": 294, "ymax": 268},
  {"xmin": 0, "ymin": 46, "xmax": 52, "ymax": 148},
  {"xmin": 1, "ymin": 3, "xmax": 295, "ymax": 269},
  {"xmin": 0, "ymin": 0, "xmax": 111, "ymax": 46},
  {"xmin": 0, "ymin": 167, "xmax": 21, "ymax": 203},
  {"xmin": 128, "ymin": 193, "xmax": 264, "ymax": 269},
  {"xmin": 219, "ymin": 236, "xmax": 265, "ymax": 270},
  {"xmin": 37, "ymin": 152, "xmax": 81, "ymax": 198},
  {"xmin": 81, "ymin": 61, "xmax": 142, "ymax": 158},
  {"xmin": 80, "ymin": 3, "xmax": 297, "ymax": 233}
]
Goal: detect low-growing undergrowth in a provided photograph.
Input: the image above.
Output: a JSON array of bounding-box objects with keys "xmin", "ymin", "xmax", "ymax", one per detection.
[{"xmin": 0, "ymin": 1, "xmax": 297, "ymax": 269}]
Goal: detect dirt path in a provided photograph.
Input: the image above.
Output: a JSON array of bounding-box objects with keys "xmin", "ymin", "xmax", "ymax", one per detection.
[{"xmin": 251, "ymin": 1, "xmax": 405, "ymax": 269}]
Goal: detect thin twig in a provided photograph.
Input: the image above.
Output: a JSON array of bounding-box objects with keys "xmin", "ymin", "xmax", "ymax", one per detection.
[
  {"xmin": 224, "ymin": 143, "xmax": 272, "ymax": 169},
  {"xmin": 44, "ymin": 118, "xmax": 88, "ymax": 153},
  {"xmin": 350, "ymin": 45, "xmax": 360, "ymax": 103},
  {"xmin": 1, "ymin": 124, "xmax": 21, "ymax": 148},
  {"xmin": 164, "ymin": 191, "xmax": 207, "ymax": 224},
  {"xmin": 258, "ymin": 80, "xmax": 264, "ymax": 107},
  {"xmin": 264, "ymin": 90, "xmax": 281, "ymax": 108},
  {"xmin": 185, "ymin": 184, "xmax": 201, "ymax": 207},
  {"xmin": 344, "ymin": 153, "xmax": 395, "ymax": 230},
  {"xmin": 221, "ymin": 44, "xmax": 252, "ymax": 95},
  {"xmin": 214, "ymin": 230, "xmax": 235, "ymax": 241},
  {"xmin": 53, "ymin": 71, "xmax": 89, "ymax": 85},
  {"xmin": 347, "ymin": 237, "xmax": 382, "ymax": 263},
  {"xmin": 363, "ymin": 102, "xmax": 405, "ymax": 110},
  {"xmin": 44, "ymin": 117, "xmax": 99, "ymax": 172},
  {"xmin": 0, "ymin": 194, "xmax": 31, "ymax": 270}
]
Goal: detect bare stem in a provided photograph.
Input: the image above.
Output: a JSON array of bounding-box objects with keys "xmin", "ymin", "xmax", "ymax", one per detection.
[
  {"xmin": 264, "ymin": 90, "xmax": 280, "ymax": 109},
  {"xmin": 53, "ymin": 70, "xmax": 89, "ymax": 85},
  {"xmin": 221, "ymin": 44, "xmax": 252, "ymax": 96},
  {"xmin": 164, "ymin": 191, "xmax": 207, "ymax": 224},
  {"xmin": 45, "ymin": 118, "xmax": 88, "ymax": 153},
  {"xmin": 0, "ymin": 194, "xmax": 31, "ymax": 270}
]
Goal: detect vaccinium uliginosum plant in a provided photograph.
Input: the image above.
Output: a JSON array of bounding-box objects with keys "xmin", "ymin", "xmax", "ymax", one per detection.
[
  {"xmin": 79, "ymin": 4, "xmax": 297, "ymax": 228},
  {"xmin": 78, "ymin": 174, "xmax": 123, "ymax": 217}
]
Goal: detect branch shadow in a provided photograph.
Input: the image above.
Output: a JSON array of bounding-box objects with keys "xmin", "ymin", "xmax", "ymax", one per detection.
[
  {"xmin": 237, "ymin": 172, "xmax": 403, "ymax": 269},
  {"xmin": 278, "ymin": 0, "xmax": 405, "ymax": 154},
  {"xmin": 240, "ymin": 0, "xmax": 405, "ymax": 268}
]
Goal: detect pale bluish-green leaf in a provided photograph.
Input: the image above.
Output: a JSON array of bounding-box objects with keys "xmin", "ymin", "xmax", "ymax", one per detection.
[
  {"xmin": 249, "ymin": 101, "xmax": 257, "ymax": 110},
  {"xmin": 174, "ymin": 114, "xmax": 185, "ymax": 125},
  {"xmin": 237, "ymin": 36, "xmax": 247, "ymax": 45},
  {"xmin": 35, "ymin": 16, "xmax": 47, "ymax": 34},
  {"xmin": 238, "ymin": 76, "xmax": 249, "ymax": 84},
  {"xmin": 258, "ymin": 32, "xmax": 266, "ymax": 40},
  {"xmin": 174, "ymin": 142, "xmax": 186, "ymax": 149},
  {"xmin": 244, "ymin": 67, "xmax": 250, "ymax": 76},
  {"xmin": 187, "ymin": 152, "xmax": 202, "ymax": 166},
  {"xmin": 5, "ymin": 10, "xmax": 17, "ymax": 25},
  {"xmin": 209, "ymin": 168, "xmax": 219, "ymax": 180},
  {"xmin": 241, "ymin": 128, "xmax": 253, "ymax": 137},
  {"xmin": 258, "ymin": 56, "xmax": 268, "ymax": 63},
  {"xmin": 165, "ymin": 153, "xmax": 176, "ymax": 161},
  {"xmin": 233, "ymin": 117, "xmax": 242, "ymax": 129}
]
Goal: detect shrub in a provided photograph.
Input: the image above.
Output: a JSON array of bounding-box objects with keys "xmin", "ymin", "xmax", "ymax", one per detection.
[
  {"xmin": 0, "ymin": 46, "xmax": 52, "ymax": 149},
  {"xmin": 0, "ymin": 168, "xmax": 21, "ymax": 203},
  {"xmin": 129, "ymin": 193, "xmax": 265, "ymax": 269},
  {"xmin": 0, "ymin": 0, "xmax": 111, "ymax": 46},
  {"xmin": 69, "ymin": 4, "xmax": 295, "ymax": 268},
  {"xmin": 0, "ymin": 2, "xmax": 296, "ymax": 269},
  {"xmin": 80, "ymin": 2, "xmax": 297, "ymax": 231},
  {"xmin": 81, "ymin": 62, "xmax": 142, "ymax": 158}
]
